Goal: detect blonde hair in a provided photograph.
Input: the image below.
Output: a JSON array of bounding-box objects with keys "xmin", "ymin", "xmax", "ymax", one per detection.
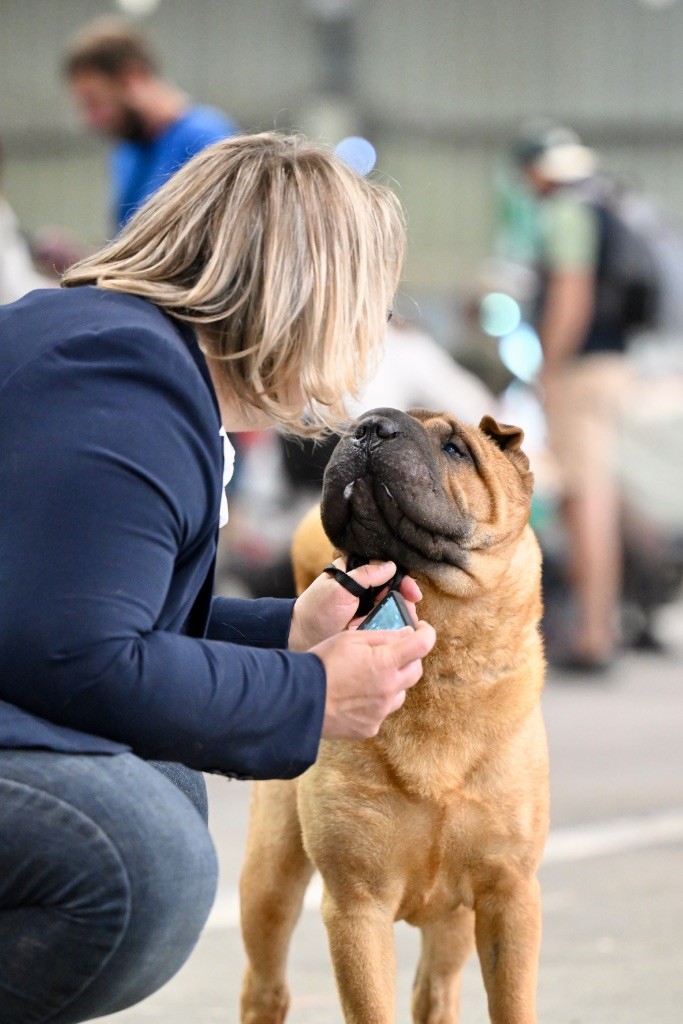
[{"xmin": 62, "ymin": 132, "xmax": 405, "ymax": 435}]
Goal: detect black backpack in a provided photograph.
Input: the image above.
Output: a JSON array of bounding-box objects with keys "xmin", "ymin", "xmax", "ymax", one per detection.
[
  {"xmin": 588, "ymin": 186, "xmax": 660, "ymax": 333},
  {"xmin": 577, "ymin": 176, "xmax": 683, "ymax": 335}
]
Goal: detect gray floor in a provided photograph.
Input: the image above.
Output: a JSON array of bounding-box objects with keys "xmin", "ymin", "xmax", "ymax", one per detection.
[{"xmin": 96, "ymin": 600, "xmax": 683, "ymax": 1023}]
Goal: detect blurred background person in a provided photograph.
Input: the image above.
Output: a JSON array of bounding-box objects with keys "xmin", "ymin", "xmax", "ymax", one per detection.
[
  {"xmin": 31, "ymin": 16, "xmax": 241, "ymax": 278},
  {"xmin": 488, "ymin": 121, "xmax": 683, "ymax": 664},
  {"xmin": 52, "ymin": 15, "xmax": 248, "ymax": 493},
  {"xmin": 511, "ymin": 124, "xmax": 636, "ymax": 672},
  {"xmin": 63, "ymin": 16, "xmax": 239, "ymax": 233}
]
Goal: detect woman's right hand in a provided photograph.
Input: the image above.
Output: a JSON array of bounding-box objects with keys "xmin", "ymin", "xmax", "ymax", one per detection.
[{"xmin": 311, "ymin": 621, "xmax": 436, "ymax": 740}]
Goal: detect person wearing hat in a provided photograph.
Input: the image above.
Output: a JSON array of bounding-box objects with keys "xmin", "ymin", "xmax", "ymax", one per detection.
[{"xmin": 514, "ymin": 123, "xmax": 632, "ymax": 672}]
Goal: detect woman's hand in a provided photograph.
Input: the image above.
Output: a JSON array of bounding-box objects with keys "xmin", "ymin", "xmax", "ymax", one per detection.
[
  {"xmin": 288, "ymin": 558, "xmax": 422, "ymax": 652},
  {"xmin": 312, "ymin": 620, "xmax": 437, "ymax": 739}
]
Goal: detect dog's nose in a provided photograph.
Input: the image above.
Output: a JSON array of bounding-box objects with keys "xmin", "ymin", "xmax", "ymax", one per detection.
[{"xmin": 354, "ymin": 413, "xmax": 401, "ymax": 443}]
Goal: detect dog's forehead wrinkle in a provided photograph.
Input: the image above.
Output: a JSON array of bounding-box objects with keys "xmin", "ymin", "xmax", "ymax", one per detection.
[
  {"xmin": 427, "ymin": 414, "xmax": 477, "ymax": 446},
  {"xmin": 418, "ymin": 412, "xmax": 455, "ymax": 431}
]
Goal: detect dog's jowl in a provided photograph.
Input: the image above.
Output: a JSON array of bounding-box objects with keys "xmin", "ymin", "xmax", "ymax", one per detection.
[{"xmin": 240, "ymin": 407, "xmax": 548, "ymax": 1024}]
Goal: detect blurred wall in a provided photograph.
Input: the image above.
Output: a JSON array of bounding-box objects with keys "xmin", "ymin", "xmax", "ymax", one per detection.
[{"xmin": 3, "ymin": 0, "xmax": 683, "ymax": 303}]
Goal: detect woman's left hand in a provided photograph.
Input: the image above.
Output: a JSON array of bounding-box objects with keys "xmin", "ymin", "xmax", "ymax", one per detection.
[{"xmin": 288, "ymin": 558, "xmax": 422, "ymax": 652}]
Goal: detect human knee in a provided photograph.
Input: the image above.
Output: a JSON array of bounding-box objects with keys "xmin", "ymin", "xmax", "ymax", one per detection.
[
  {"xmin": 44, "ymin": 789, "xmax": 217, "ymax": 1023},
  {"xmin": 0, "ymin": 755, "xmax": 218, "ymax": 1023}
]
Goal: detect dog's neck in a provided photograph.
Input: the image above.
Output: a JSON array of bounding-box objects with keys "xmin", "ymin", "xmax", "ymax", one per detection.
[
  {"xmin": 416, "ymin": 525, "xmax": 543, "ymax": 674},
  {"xmin": 368, "ymin": 525, "xmax": 545, "ymax": 798}
]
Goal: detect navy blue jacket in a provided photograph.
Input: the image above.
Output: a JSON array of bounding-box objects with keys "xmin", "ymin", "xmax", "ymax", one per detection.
[{"xmin": 0, "ymin": 287, "xmax": 326, "ymax": 778}]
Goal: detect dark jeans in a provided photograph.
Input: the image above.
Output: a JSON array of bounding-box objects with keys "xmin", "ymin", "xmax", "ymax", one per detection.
[{"xmin": 0, "ymin": 751, "xmax": 218, "ymax": 1024}]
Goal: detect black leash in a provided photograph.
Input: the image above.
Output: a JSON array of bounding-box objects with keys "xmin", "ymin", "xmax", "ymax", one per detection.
[{"xmin": 323, "ymin": 554, "xmax": 406, "ymax": 616}]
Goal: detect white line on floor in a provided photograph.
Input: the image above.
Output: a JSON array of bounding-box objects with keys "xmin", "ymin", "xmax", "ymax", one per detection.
[
  {"xmin": 543, "ymin": 807, "xmax": 683, "ymax": 864},
  {"xmin": 206, "ymin": 806, "xmax": 683, "ymax": 931}
]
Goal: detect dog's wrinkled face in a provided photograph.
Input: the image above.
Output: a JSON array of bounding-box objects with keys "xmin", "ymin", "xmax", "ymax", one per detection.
[{"xmin": 321, "ymin": 408, "xmax": 533, "ymax": 590}]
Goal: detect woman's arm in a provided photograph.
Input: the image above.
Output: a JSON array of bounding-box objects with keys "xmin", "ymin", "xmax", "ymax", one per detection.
[
  {"xmin": 208, "ymin": 596, "xmax": 296, "ymax": 648},
  {"xmin": 0, "ymin": 323, "xmax": 325, "ymax": 778}
]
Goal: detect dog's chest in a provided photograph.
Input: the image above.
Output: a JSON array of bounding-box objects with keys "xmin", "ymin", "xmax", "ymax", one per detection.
[
  {"xmin": 392, "ymin": 796, "xmax": 495, "ymax": 924},
  {"xmin": 376, "ymin": 680, "xmax": 493, "ymax": 801},
  {"xmin": 381, "ymin": 733, "xmax": 474, "ymax": 801}
]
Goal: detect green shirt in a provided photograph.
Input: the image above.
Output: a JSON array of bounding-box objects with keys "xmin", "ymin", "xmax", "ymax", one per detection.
[{"xmin": 541, "ymin": 193, "xmax": 599, "ymax": 272}]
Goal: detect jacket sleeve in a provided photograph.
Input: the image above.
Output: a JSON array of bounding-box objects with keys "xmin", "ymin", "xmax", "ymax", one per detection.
[
  {"xmin": 0, "ymin": 326, "xmax": 325, "ymax": 778},
  {"xmin": 208, "ymin": 596, "xmax": 296, "ymax": 648}
]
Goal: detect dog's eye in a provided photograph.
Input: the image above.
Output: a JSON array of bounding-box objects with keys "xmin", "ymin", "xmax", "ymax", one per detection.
[{"xmin": 442, "ymin": 439, "xmax": 470, "ymax": 460}]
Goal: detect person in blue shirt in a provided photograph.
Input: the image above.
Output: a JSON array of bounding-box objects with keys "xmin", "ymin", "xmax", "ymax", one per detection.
[
  {"xmin": 0, "ymin": 132, "xmax": 435, "ymax": 1023},
  {"xmin": 63, "ymin": 16, "xmax": 239, "ymax": 230}
]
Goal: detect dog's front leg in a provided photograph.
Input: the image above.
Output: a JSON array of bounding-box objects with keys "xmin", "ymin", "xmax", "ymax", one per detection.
[
  {"xmin": 240, "ymin": 781, "xmax": 315, "ymax": 1024},
  {"xmin": 473, "ymin": 875, "xmax": 541, "ymax": 1024},
  {"xmin": 412, "ymin": 907, "xmax": 476, "ymax": 1024},
  {"xmin": 322, "ymin": 887, "xmax": 396, "ymax": 1024}
]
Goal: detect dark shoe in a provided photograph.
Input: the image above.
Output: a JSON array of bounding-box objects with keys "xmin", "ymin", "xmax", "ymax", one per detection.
[
  {"xmin": 551, "ymin": 652, "xmax": 615, "ymax": 676},
  {"xmin": 628, "ymin": 627, "xmax": 667, "ymax": 654}
]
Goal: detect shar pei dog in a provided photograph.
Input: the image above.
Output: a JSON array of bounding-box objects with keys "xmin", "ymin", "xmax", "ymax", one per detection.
[{"xmin": 240, "ymin": 407, "xmax": 548, "ymax": 1024}]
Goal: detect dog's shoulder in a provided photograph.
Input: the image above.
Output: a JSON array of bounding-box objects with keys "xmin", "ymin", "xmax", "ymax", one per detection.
[{"xmin": 291, "ymin": 504, "xmax": 334, "ymax": 594}]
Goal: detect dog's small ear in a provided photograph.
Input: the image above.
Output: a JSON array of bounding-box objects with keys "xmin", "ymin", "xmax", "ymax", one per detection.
[
  {"xmin": 478, "ymin": 415, "xmax": 524, "ymax": 452},
  {"xmin": 479, "ymin": 415, "xmax": 533, "ymax": 493}
]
